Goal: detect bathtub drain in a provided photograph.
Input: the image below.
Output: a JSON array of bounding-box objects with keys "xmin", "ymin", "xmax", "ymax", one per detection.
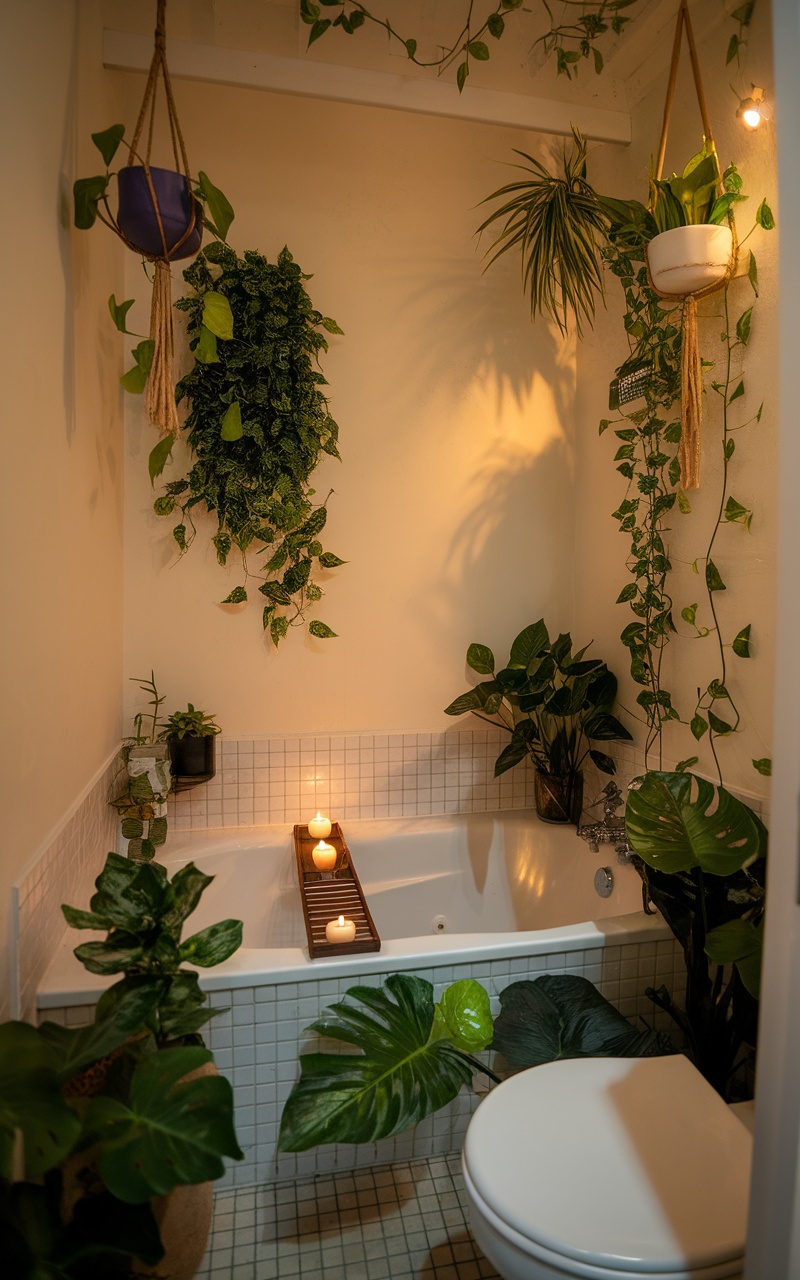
[{"xmin": 432, "ymin": 915, "xmax": 448, "ymax": 933}]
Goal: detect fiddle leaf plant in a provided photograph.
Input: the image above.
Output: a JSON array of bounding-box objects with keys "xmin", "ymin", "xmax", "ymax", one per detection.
[
  {"xmin": 62, "ymin": 853, "xmax": 243, "ymax": 1044},
  {"xmin": 155, "ymin": 242, "xmax": 346, "ymax": 646}
]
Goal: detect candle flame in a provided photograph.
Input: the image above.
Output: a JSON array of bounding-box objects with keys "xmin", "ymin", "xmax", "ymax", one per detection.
[{"xmin": 338, "ymin": 915, "xmax": 345, "ymax": 926}]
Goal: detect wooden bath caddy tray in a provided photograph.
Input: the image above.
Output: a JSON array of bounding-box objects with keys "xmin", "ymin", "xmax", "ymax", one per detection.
[{"xmin": 293, "ymin": 822, "xmax": 381, "ymax": 958}]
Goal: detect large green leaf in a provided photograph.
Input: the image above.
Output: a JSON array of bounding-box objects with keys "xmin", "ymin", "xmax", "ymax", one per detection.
[
  {"xmin": 161, "ymin": 862, "xmax": 214, "ymax": 938},
  {"xmin": 0, "ymin": 1023, "xmax": 80, "ymax": 1179},
  {"xmin": 278, "ymin": 974, "xmax": 483, "ymax": 1151},
  {"xmin": 705, "ymin": 918, "xmax": 764, "ymax": 999},
  {"xmin": 85, "ymin": 1046, "xmax": 242, "ymax": 1202},
  {"xmin": 197, "ymin": 170, "xmax": 235, "ymax": 241},
  {"xmin": 179, "ymin": 918, "xmax": 243, "ymax": 967},
  {"xmin": 491, "ymin": 976, "xmax": 672, "ymax": 1068},
  {"xmin": 37, "ymin": 984, "xmax": 161, "ymax": 1081},
  {"xmin": 509, "ymin": 620, "xmax": 549, "ymax": 669},
  {"xmin": 73, "ymin": 174, "xmax": 108, "ymax": 229},
  {"xmin": 625, "ymin": 771, "xmax": 763, "ymax": 876}
]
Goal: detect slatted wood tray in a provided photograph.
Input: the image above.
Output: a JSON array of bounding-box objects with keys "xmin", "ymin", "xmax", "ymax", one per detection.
[{"xmin": 293, "ymin": 822, "xmax": 381, "ymax": 958}]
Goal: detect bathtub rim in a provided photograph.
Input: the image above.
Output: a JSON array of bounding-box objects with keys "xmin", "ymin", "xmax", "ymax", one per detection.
[{"xmin": 36, "ymin": 815, "xmax": 672, "ymax": 1009}]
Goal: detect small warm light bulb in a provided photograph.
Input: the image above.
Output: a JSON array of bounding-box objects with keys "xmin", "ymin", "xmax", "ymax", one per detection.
[{"xmin": 737, "ymin": 88, "xmax": 768, "ymax": 131}]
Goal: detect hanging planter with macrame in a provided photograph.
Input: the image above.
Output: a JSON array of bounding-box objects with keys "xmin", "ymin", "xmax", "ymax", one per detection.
[
  {"xmin": 73, "ymin": 0, "xmax": 233, "ymax": 438},
  {"xmin": 642, "ymin": 0, "xmax": 742, "ymax": 490}
]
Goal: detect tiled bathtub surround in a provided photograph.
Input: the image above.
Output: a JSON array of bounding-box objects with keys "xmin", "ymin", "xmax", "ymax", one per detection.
[
  {"xmin": 40, "ymin": 934, "xmax": 685, "ymax": 1189},
  {"xmin": 168, "ymin": 729, "xmax": 537, "ymax": 831},
  {"xmin": 13, "ymin": 753, "xmax": 118, "ymax": 1020}
]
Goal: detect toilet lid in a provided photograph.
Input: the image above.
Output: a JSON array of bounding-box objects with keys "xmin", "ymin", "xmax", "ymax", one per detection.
[{"xmin": 462, "ymin": 1055, "xmax": 751, "ymax": 1276}]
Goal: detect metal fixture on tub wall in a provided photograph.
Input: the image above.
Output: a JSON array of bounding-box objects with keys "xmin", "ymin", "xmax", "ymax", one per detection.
[{"xmin": 578, "ymin": 781, "xmax": 634, "ymax": 863}]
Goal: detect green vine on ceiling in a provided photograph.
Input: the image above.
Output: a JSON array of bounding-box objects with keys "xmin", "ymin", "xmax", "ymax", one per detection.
[{"xmin": 298, "ymin": 0, "xmax": 642, "ymax": 90}]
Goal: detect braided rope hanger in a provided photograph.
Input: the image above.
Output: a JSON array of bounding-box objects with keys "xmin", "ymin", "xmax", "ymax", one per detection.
[
  {"xmin": 645, "ymin": 0, "xmax": 738, "ymax": 490},
  {"xmin": 117, "ymin": 0, "xmax": 199, "ymax": 437}
]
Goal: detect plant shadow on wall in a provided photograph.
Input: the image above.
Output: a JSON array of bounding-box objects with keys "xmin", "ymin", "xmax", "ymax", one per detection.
[
  {"xmin": 435, "ymin": 442, "xmax": 576, "ymax": 647},
  {"xmin": 397, "ymin": 245, "xmax": 573, "ymax": 421}
]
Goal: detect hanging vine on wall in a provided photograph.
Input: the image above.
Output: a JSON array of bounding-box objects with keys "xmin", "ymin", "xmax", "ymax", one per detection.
[{"xmin": 153, "ymin": 242, "xmax": 346, "ymax": 647}]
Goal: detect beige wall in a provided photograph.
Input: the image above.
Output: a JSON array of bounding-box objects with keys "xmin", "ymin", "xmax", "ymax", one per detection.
[
  {"xmin": 0, "ymin": 3, "xmax": 125, "ymax": 1017},
  {"xmin": 575, "ymin": 7, "xmax": 778, "ymax": 799},
  {"xmin": 121, "ymin": 78, "xmax": 577, "ymax": 733}
]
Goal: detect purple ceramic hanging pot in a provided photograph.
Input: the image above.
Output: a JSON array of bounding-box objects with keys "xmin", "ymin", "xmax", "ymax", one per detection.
[{"xmin": 117, "ymin": 164, "xmax": 203, "ymax": 260}]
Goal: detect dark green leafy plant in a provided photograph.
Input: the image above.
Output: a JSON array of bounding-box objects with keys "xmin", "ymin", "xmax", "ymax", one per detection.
[
  {"xmin": 278, "ymin": 975, "xmax": 498, "ymax": 1151},
  {"xmin": 444, "ymin": 619, "xmax": 631, "ymax": 779},
  {"xmin": 279, "ymin": 972, "xmax": 671, "ymax": 1151},
  {"xmin": 62, "ymin": 852, "xmax": 243, "ymax": 1045},
  {"xmin": 626, "ymin": 771, "xmax": 766, "ymax": 1097},
  {"xmin": 297, "ymin": 0, "xmax": 641, "ymax": 91},
  {"xmin": 0, "ymin": 989, "xmax": 242, "ymax": 1275},
  {"xmin": 491, "ymin": 975, "xmax": 672, "ymax": 1066},
  {"xmin": 160, "ymin": 703, "xmax": 220, "ymax": 740},
  {"xmin": 154, "ymin": 243, "xmax": 345, "ymax": 646}
]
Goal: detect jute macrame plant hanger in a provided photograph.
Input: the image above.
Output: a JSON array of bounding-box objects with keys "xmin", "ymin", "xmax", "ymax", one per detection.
[
  {"xmin": 647, "ymin": 0, "xmax": 738, "ymax": 490},
  {"xmin": 116, "ymin": 0, "xmax": 198, "ymax": 437}
]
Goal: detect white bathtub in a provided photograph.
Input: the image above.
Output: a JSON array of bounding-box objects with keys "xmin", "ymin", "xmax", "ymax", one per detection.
[{"xmin": 38, "ymin": 812, "xmax": 667, "ymax": 1007}]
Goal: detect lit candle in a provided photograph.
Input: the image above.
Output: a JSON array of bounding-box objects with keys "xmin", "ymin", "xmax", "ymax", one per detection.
[
  {"xmin": 325, "ymin": 915, "xmax": 356, "ymax": 944},
  {"xmin": 312, "ymin": 840, "xmax": 337, "ymax": 872},
  {"xmin": 308, "ymin": 812, "xmax": 332, "ymax": 839}
]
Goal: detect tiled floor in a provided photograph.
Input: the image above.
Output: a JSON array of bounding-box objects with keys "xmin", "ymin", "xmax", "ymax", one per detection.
[{"xmin": 197, "ymin": 1155, "xmax": 501, "ymax": 1279}]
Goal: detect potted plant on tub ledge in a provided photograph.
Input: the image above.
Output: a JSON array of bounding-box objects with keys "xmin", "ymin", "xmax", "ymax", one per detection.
[
  {"xmin": 160, "ymin": 703, "xmax": 221, "ymax": 791},
  {"xmin": 445, "ymin": 619, "xmax": 632, "ymax": 824}
]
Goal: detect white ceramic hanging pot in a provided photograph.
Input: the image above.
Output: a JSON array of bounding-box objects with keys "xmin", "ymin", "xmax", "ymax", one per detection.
[{"xmin": 648, "ymin": 223, "xmax": 734, "ymax": 296}]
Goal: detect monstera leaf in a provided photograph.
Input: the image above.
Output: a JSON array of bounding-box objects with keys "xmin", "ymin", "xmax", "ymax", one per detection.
[
  {"xmin": 492, "ymin": 976, "xmax": 672, "ymax": 1068},
  {"xmin": 278, "ymin": 975, "xmax": 493, "ymax": 1152},
  {"xmin": 706, "ymin": 918, "xmax": 764, "ymax": 999},
  {"xmin": 83, "ymin": 1046, "xmax": 242, "ymax": 1202},
  {"xmin": 0, "ymin": 1022, "xmax": 80, "ymax": 1179},
  {"xmin": 625, "ymin": 771, "xmax": 764, "ymax": 876}
]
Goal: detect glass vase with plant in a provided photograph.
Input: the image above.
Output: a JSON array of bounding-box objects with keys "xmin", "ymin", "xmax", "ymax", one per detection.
[{"xmin": 444, "ymin": 620, "xmax": 632, "ymax": 823}]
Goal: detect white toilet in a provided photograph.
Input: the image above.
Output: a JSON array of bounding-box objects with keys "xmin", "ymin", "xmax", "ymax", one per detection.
[{"xmin": 462, "ymin": 1054, "xmax": 752, "ymax": 1280}]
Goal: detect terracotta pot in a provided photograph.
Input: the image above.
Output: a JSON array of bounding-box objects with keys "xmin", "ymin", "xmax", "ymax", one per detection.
[
  {"xmin": 117, "ymin": 165, "xmax": 203, "ymax": 260},
  {"xmin": 647, "ymin": 224, "xmax": 733, "ymax": 296},
  {"xmin": 534, "ymin": 771, "xmax": 583, "ymax": 825}
]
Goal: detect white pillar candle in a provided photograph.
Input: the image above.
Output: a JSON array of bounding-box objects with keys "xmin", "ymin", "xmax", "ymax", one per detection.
[
  {"xmin": 308, "ymin": 812, "xmax": 332, "ymax": 838},
  {"xmin": 325, "ymin": 915, "xmax": 356, "ymax": 944},
  {"xmin": 312, "ymin": 840, "xmax": 337, "ymax": 871}
]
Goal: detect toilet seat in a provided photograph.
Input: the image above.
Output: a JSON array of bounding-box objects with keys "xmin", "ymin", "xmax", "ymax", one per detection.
[{"xmin": 462, "ymin": 1055, "xmax": 752, "ymax": 1280}]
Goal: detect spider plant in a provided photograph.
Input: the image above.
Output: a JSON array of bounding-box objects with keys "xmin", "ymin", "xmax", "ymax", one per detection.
[{"xmin": 477, "ymin": 126, "xmax": 611, "ymax": 336}]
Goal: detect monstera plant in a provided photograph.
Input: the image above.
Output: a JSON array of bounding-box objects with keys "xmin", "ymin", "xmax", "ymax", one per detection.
[
  {"xmin": 0, "ymin": 852, "xmax": 246, "ymax": 1276},
  {"xmin": 625, "ymin": 770, "xmax": 766, "ymax": 1098},
  {"xmin": 278, "ymin": 973, "xmax": 670, "ymax": 1151}
]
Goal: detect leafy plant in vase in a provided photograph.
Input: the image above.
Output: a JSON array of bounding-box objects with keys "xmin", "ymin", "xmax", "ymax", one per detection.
[
  {"xmin": 444, "ymin": 620, "xmax": 632, "ymax": 824},
  {"xmin": 160, "ymin": 704, "xmax": 221, "ymax": 791},
  {"xmin": 0, "ymin": 851, "xmax": 244, "ymax": 1278}
]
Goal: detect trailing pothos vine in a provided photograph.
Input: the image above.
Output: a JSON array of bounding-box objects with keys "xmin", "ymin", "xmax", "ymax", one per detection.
[
  {"xmin": 299, "ymin": 0, "xmax": 642, "ymax": 91},
  {"xmin": 155, "ymin": 243, "xmax": 346, "ymax": 647},
  {"xmin": 602, "ymin": 197, "xmax": 774, "ymax": 775}
]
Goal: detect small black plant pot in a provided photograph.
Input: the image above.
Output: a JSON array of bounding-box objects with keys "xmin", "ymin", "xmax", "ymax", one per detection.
[
  {"xmin": 534, "ymin": 771, "xmax": 583, "ymax": 825},
  {"xmin": 117, "ymin": 165, "xmax": 203, "ymax": 260},
  {"xmin": 168, "ymin": 734, "xmax": 216, "ymax": 792}
]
